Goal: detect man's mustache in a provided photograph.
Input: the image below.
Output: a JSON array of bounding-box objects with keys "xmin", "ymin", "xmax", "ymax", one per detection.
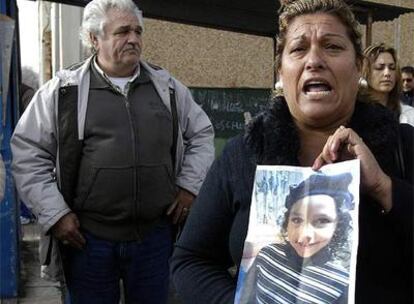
[{"xmin": 123, "ymin": 44, "xmax": 139, "ymax": 52}]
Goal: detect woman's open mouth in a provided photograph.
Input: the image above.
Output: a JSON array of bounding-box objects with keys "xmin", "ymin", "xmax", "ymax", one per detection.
[{"xmin": 303, "ymin": 79, "xmax": 333, "ymax": 97}]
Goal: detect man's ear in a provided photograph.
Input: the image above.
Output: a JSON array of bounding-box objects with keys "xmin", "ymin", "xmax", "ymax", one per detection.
[{"xmin": 90, "ymin": 33, "xmax": 99, "ymax": 50}]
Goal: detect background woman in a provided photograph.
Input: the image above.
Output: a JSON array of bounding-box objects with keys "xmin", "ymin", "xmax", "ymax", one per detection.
[
  {"xmin": 238, "ymin": 173, "xmax": 353, "ymax": 304},
  {"xmin": 171, "ymin": 0, "xmax": 413, "ymax": 303},
  {"xmin": 362, "ymin": 43, "xmax": 414, "ymax": 126}
]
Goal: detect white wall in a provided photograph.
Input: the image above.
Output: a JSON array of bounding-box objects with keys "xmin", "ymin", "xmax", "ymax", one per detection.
[
  {"xmin": 17, "ymin": 0, "xmax": 39, "ymax": 74},
  {"xmin": 51, "ymin": 3, "xmax": 84, "ymax": 72},
  {"xmin": 18, "ymin": 0, "xmax": 85, "ymax": 84}
]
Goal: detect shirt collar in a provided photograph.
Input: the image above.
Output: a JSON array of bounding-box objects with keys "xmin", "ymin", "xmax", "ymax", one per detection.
[{"xmin": 92, "ymin": 56, "xmax": 140, "ymax": 82}]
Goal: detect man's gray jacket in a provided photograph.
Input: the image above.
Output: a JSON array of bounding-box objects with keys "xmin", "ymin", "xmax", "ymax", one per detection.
[{"xmin": 11, "ymin": 56, "xmax": 215, "ymax": 279}]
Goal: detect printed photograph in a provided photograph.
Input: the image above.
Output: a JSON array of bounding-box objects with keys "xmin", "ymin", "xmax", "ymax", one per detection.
[{"xmin": 235, "ymin": 160, "xmax": 360, "ymax": 304}]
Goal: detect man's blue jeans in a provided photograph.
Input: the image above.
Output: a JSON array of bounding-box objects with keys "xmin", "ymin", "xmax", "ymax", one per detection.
[{"xmin": 63, "ymin": 224, "xmax": 172, "ymax": 304}]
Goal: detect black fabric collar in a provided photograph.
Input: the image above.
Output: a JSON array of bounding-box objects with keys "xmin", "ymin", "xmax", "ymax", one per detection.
[
  {"xmin": 90, "ymin": 62, "xmax": 110, "ymax": 89},
  {"xmin": 245, "ymin": 98, "xmax": 399, "ymax": 176}
]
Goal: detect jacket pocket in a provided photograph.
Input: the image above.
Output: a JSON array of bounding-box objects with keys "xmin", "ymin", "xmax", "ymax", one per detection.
[
  {"xmin": 74, "ymin": 166, "xmax": 134, "ymax": 222},
  {"xmin": 138, "ymin": 163, "xmax": 175, "ymax": 220}
]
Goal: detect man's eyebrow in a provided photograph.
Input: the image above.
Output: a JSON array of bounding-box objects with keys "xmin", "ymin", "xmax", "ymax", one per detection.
[
  {"xmin": 117, "ymin": 25, "xmax": 130, "ymax": 31},
  {"xmin": 115, "ymin": 25, "xmax": 142, "ymax": 31},
  {"xmin": 290, "ymin": 34, "xmax": 306, "ymax": 42}
]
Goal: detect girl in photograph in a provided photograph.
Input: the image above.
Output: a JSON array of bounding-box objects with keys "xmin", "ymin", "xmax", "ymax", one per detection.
[{"xmin": 238, "ymin": 173, "xmax": 353, "ymax": 304}]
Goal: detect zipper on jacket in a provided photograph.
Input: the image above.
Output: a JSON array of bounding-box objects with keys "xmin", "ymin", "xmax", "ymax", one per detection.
[{"xmin": 123, "ymin": 95, "xmax": 141, "ymax": 241}]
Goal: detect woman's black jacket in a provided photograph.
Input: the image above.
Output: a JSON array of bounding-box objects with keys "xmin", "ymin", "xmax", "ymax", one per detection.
[{"xmin": 171, "ymin": 100, "xmax": 413, "ymax": 304}]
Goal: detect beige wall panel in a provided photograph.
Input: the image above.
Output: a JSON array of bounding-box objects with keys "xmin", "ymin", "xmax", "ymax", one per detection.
[
  {"xmin": 399, "ymin": 0, "xmax": 414, "ymax": 9},
  {"xmin": 396, "ymin": 13, "xmax": 414, "ymax": 66},
  {"xmin": 369, "ymin": 13, "xmax": 414, "ymax": 66},
  {"xmin": 368, "ymin": 0, "xmax": 414, "ymax": 9},
  {"xmin": 141, "ymin": 1, "xmax": 414, "ymax": 88},
  {"xmin": 372, "ymin": 21, "xmax": 395, "ymax": 46},
  {"xmin": 367, "ymin": 0, "xmax": 414, "ymax": 64},
  {"xmin": 142, "ymin": 18, "xmax": 274, "ymax": 89}
]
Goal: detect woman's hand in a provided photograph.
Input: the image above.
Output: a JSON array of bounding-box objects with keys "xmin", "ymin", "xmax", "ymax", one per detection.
[{"xmin": 312, "ymin": 126, "xmax": 392, "ymax": 212}]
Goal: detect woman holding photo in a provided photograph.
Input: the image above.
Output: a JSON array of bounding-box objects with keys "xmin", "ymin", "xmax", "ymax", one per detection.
[{"xmin": 171, "ymin": 0, "xmax": 413, "ymax": 303}]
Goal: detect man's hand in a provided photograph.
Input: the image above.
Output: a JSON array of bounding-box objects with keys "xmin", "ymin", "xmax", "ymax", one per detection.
[
  {"xmin": 52, "ymin": 212, "xmax": 86, "ymax": 249},
  {"xmin": 167, "ymin": 188, "xmax": 195, "ymax": 224}
]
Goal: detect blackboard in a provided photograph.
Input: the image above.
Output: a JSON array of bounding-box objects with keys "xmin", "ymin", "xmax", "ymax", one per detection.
[{"xmin": 190, "ymin": 88, "xmax": 272, "ymax": 139}]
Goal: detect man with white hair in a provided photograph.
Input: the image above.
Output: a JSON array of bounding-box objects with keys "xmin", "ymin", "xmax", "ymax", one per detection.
[{"xmin": 11, "ymin": 0, "xmax": 214, "ymax": 302}]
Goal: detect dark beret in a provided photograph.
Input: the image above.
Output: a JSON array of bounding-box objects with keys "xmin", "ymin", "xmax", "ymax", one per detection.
[{"xmin": 285, "ymin": 173, "xmax": 354, "ymax": 210}]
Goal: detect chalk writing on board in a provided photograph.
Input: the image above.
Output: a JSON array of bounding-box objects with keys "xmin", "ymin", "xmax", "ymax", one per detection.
[
  {"xmin": 214, "ymin": 120, "xmax": 245, "ymax": 131},
  {"xmin": 205, "ymin": 100, "xmax": 245, "ymax": 113},
  {"xmin": 191, "ymin": 88, "xmax": 271, "ymax": 138}
]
